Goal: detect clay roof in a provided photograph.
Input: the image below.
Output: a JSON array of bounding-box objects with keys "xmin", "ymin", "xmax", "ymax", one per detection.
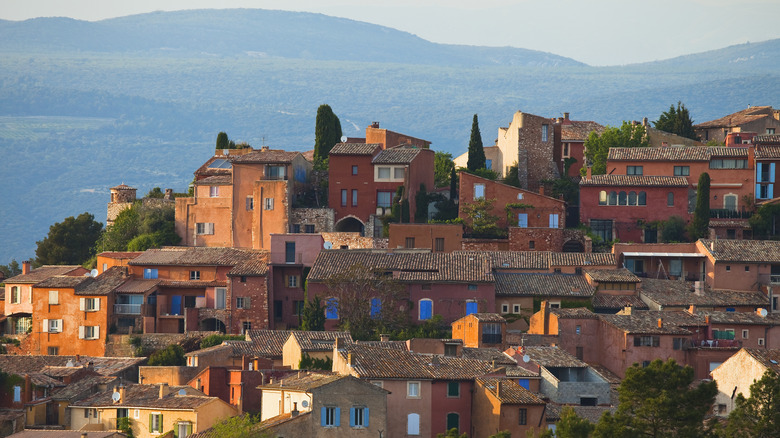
[
  {"xmin": 607, "ymin": 146, "xmax": 750, "ymax": 162},
  {"xmin": 371, "ymin": 147, "xmax": 422, "ymax": 164},
  {"xmin": 459, "ymin": 313, "xmax": 507, "ymax": 323},
  {"xmin": 698, "ymin": 310, "xmax": 780, "ymax": 325},
  {"xmin": 356, "ymin": 340, "xmax": 409, "ymax": 350},
  {"xmin": 50, "ymin": 375, "xmax": 119, "ymax": 401},
  {"xmin": 288, "ymin": 331, "xmax": 353, "ymax": 352},
  {"xmin": 460, "ymin": 251, "xmax": 549, "ymax": 270},
  {"xmin": 700, "ymin": 239, "xmax": 780, "ymax": 263},
  {"xmin": 694, "ymin": 106, "xmax": 774, "ymax": 129},
  {"xmin": 755, "ymin": 145, "xmax": 780, "ymax": 158},
  {"xmin": 742, "ymin": 348, "xmax": 780, "ymax": 374},
  {"xmin": 640, "ymin": 278, "xmax": 769, "ymax": 308},
  {"xmin": 755, "ymin": 135, "xmax": 780, "ymax": 146},
  {"xmin": 523, "ymin": 346, "xmax": 588, "ymax": 368},
  {"xmin": 232, "ymin": 149, "xmax": 300, "ymax": 164},
  {"xmin": 129, "ymin": 247, "xmax": 268, "ymax": 274},
  {"xmin": 592, "ymin": 293, "xmax": 649, "ymax": 311},
  {"xmin": 243, "ymin": 330, "xmax": 347, "ymax": 359},
  {"xmin": 8, "ymin": 432, "xmax": 126, "ymax": 438},
  {"xmin": 588, "ymin": 363, "xmax": 622, "ymax": 386},
  {"xmin": 71, "ymin": 384, "xmax": 217, "ymax": 410},
  {"xmin": 98, "ymin": 252, "xmax": 143, "ymax": 260},
  {"xmin": 585, "ymin": 268, "xmax": 640, "ymax": 283},
  {"xmin": 158, "ymin": 280, "xmax": 228, "ymax": 288},
  {"xmin": 308, "ymin": 251, "xmax": 493, "ymax": 283},
  {"xmin": 600, "ymin": 310, "xmax": 704, "ymax": 335},
  {"xmin": 228, "ymin": 252, "xmax": 270, "ymax": 276},
  {"xmin": 339, "ymin": 343, "xmax": 498, "ymax": 380},
  {"xmin": 28, "ymin": 268, "xmax": 127, "ymax": 297},
  {"xmin": 0, "ymin": 356, "xmax": 144, "ymax": 378},
  {"xmin": 560, "ymin": 121, "xmax": 606, "ymax": 141},
  {"xmin": 329, "ymin": 143, "xmax": 381, "ymax": 155},
  {"xmin": 194, "ymin": 175, "xmax": 232, "ymax": 185},
  {"xmin": 494, "ymin": 273, "xmax": 594, "ymax": 297},
  {"xmin": 460, "ymin": 347, "xmax": 516, "ymax": 365},
  {"xmin": 708, "ymin": 219, "xmax": 751, "ymax": 229},
  {"xmin": 549, "ymin": 252, "xmax": 616, "ymax": 267},
  {"xmin": 34, "ymin": 275, "xmax": 90, "ymax": 289},
  {"xmin": 5, "ymin": 265, "xmax": 85, "ymax": 284},
  {"xmin": 548, "ymin": 307, "xmax": 599, "ymax": 319},
  {"xmin": 580, "ymin": 175, "xmax": 689, "ymax": 187},
  {"xmin": 477, "ymin": 378, "xmax": 545, "ymax": 405},
  {"xmin": 260, "ymin": 372, "xmax": 343, "ymax": 391},
  {"xmin": 115, "ymin": 278, "xmax": 160, "ymax": 294}
]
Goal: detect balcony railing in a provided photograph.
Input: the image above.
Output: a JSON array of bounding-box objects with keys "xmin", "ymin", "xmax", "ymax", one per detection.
[
  {"xmin": 710, "ymin": 209, "xmax": 753, "ymax": 219},
  {"xmin": 771, "ymin": 275, "xmax": 780, "ymax": 284},
  {"xmin": 114, "ymin": 304, "xmax": 142, "ymax": 315}
]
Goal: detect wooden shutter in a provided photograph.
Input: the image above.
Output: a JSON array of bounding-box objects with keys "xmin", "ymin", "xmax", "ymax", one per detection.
[
  {"xmin": 79, "ymin": 326, "xmax": 85, "ymax": 339},
  {"xmin": 80, "ymin": 298, "xmax": 86, "ymax": 311},
  {"xmin": 42, "ymin": 319, "xmax": 49, "ymax": 333}
]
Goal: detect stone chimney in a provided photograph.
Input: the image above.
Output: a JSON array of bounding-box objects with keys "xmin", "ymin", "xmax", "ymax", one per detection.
[
  {"xmin": 642, "ymin": 117, "xmax": 649, "ymax": 127},
  {"xmin": 118, "ymin": 385, "xmax": 125, "ymax": 403},
  {"xmin": 22, "ymin": 261, "xmax": 31, "ymax": 275},
  {"xmin": 159, "ymin": 383, "xmax": 169, "ymax": 399},
  {"xmin": 564, "ymin": 112, "xmax": 570, "ymax": 120},
  {"xmin": 164, "ymin": 188, "xmax": 174, "ymax": 200},
  {"xmin": 371, "ymin": 122, "xmax": 379, "ymax": 128},
  {"xmin": 380, "ymin": 334, "xmax": 390, "ymax": 342}
]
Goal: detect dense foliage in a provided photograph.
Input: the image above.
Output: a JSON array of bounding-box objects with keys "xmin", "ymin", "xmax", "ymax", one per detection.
[
  {"xmin": 300, "ymin": 296, "xmax": 326, "ymax": 331},
  {"xmin": 467, "ymin": 114, "xmax": 486, "ymax": 171},
  {"xmin": 298, "ymin": 353, "xmax": 333, "ymax": 371},
  {"xmin": 582, "ymin": 122, "xmax": 649, "ymax": 176},
  {"xmin": 654, "ymin": 102, "xmax": 697, "ymax": 140},
  {"xmin": 34, "ymin": 212, "xmax": 103, "ymax": 266},
  {"xmin": 460, "ymin": 198, "xmax": 506, "ymax": 238},
  {"xmin": 96, "ymin": 202, "xmax": 180, "ymax": 253},
  {"xmin": 688, "ymin": 172, "xmax": 711, "ymax": 240},
  {"xmin": 435, "ymin": 151, "xmax": 456, "ymax": 188},
  {"xmin": 726, "ymin": 370, "xmax": 780, "ymax": 438},
  {"xmin": 199, "ymin": 334, "xmax": 246, "ymax": 349},
  {"xmin": 147, "ymin": 344, "xmax": 186, "ymax": 366},
  {"xmin": 314, "ymin": 104, "xmax": 342, "ymax": 161}
]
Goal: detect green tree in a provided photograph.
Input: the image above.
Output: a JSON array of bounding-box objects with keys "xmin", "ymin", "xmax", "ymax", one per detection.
[
  {"xmin": 594, "ymin": 358, "xmax": 717, "ymax": 438},
  {"xmin": 300, "ymin": 296, "xmax": 326, "ymax": 331},
  {"xmin": 461, "ymin": 198, "xmax": 506, "ymax": 238},
  {"xmin": 216, "ymin": 131, "xmax": 230, "ymax": 149},
  {"xmin": 0, "ymin": 260, "xmax": 22, "ymax": 279},
  {"xmin": 582, "ymin": 122, "xmax": 649, "ymax": 176},
  {"xmin": 726, "ymin": 370, "xmax": 780, "ymax": 438},
  {"xmin": 464, "ymin": 167, "xmax": 499, "ymax": 180},
  {"xmin": 688, "ymin": 172, "xmax": 711, "ymax": 240},
  {"xmin": 489, "ymin": 432, "xmax": 512, "ymax": 438},
  {"xmin": 660, "ymin": 216, "xmax": 688, "ymax": 242},
  {"xmin": 435, "ymin": 151, "xmax": 456, "ymax": 188},
  {"xmin": 556, "ymin": 407, "xmax": 595, "ymax": 438},
  {"xmin": 96, "ymin": 202, "xmax": 179, "ymax": 252},
  {"xmin": 415, "ymin": 184, "xmax": 429, "ymax": 223},
  {"xmin": 504, "ymin": 162, "xmax": 521, "ymax": 188},
  {"xmin": 298, "ymin": 353, "xmax": 333, "ymax": 371},
  {"xmin": 749, "ymin": 202, "xmax": 780, "ymax": 238},
  {"xmin": 209, "ymin": 414, "xmax": 270, "ymax": 438},
  {"xmin": 35, "ymin": 212, "xmax": 103, "ymax": 266},
  {"xmin": 199, "ymin": 334, "xmax": 245, "ymax": 349},
  {"xmin": 467, "ymin": 114, "xmax": 486, "ymax": 171},
  {"xmin": 437, "ymin": 428, "xmax": 468, "ymax": 438},
  {"xmin": 314, "ymin": 104, "xmax": 342, "ymax": 161},
  {"xmin": 654, "ymin": 102, "xmax": 697, "ymax": 140},
  {"xmin": 147, "ymin": 344, "xmax": 185, "ymax": 366},
  {"xmin": 145, "ymin": 187, "xmax": 164, "ymax": 198}
]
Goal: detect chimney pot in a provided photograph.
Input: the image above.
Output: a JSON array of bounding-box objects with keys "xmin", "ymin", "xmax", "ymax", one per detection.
[
  {"xmin": 159, "ymin": 383, "xmax": 168, "ymax": 399},
  {"xmin": 564, "ymin": 112, "xmax": 570, "ymax": 120},
  {"xmin": 705, "ymin": 315, "xmax": 710, "ymax": 324},
  {"xmin": 657, "ymin": 318, "xmax": 663, "ymax": 328},
  {"xmin": 380, "ymin": 334, "xmax": 390, "ymax": 342}
]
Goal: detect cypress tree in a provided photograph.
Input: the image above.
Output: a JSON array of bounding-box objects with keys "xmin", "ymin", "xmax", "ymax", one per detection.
[
  {"xmin": 216, "ymin": 132, "xmax": 229, "ymax": 150},
  {"xmin": 314, "ymin": 104, "xmax": 342, "ymax": 161},
  {"xmin": 467, "ymin": 114, "xmax": 486, "ymax": 171},
  {"xmin": 689, "ymin": 172, "xmax": 711, "ymax": 239}
]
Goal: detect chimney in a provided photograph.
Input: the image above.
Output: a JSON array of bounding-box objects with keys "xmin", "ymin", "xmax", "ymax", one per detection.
[
  {"xmin": 347, "ymin": 352, "xmax": 353, "ymax": 367},
  {"xmin": 76, "ymin": 354, "xmax": 81, "ymax": 363},
  {"xmin": 705, "ymin": 315, "xmax": 710, "ymax": 324},
  {"xmin": 538, "ymin": 185, "xmax": 545, "ymax": 196},
  {"xmin": 371, "ymin": 121, "xmax": 379, "ymax": 129},
  {"xmin": 623, "ymin": 306, "xmax": 632, "ymax": 315},
  {"xmin": 159, "ymin": 383, "xmax": 169, "ymax": 399},
  {"xmin": 291, "ymin": 402, "xmax": 299, "ymax": 417},
  {"xmin": 380, "ymin": 334, "xmax": 390, "ymax": 342},
  {"xmin": 22, "ymin": 261, "xmax": 31, "ymax": 275},
  {"xmin": 688, "ymin": 305, "xmax": 696, "ymax": 315},
  {"xmin": 642, "ymin": 117, "xmax": 649, "ymax": 127},
  {"xmin": 118, "ymin": 385, "xmax": 125, "ymax": 403},
  {"xmin": 164, "ymin": 188, "xmax": 174, "ymax": 200},
  {"xmin": 564, "ymin": 112, "xmax": 570, "ymax": 120},
  {"xmin": 657, "ymin": 318, "xmax": 663, "ymax": 328},
  {"xmin": 585, "ymin": 165, "xmax": 592, "ymax": 181},
  {"xmin": 81, "ymin": 434, "xmax": 88, "ymax": 438}
]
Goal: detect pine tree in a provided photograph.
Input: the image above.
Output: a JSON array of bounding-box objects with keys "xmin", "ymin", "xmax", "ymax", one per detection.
[
  {"xmin": 467, "ymin": 114, "xmax": 486, "ymax": 171},
  {"xmin": 314, "ymin": 104, "xmax": 342, "ymax": 161},
  {"xmin": 654, "ymin": 102, "xmax": 697, "ymax": 140}
]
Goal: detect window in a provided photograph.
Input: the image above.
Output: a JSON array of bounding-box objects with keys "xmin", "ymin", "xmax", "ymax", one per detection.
[
  {"xmin": 513, "ymin": 304, "xmax": 521, "ymax": 313},
  {"xmin": 47, "ymin": 346, "xmax": 59, "ymax": 355},
  {"xmin": 674, "ymin": 166, "xmax": 690, "ymax": 176},
  {"xmin": 486, "ymin": 159, "xmax": 492, "ymax": 170},
  {"xmin": 43, "ymin": 319, "xmax": 62, "ymax": 333},
  {"xmin": 742, "ymin": 329, "xmax": 749, "ymax": 339},
  {"xmin": 608, "ymin": 191, "xmax": 617, "ymax": 205},
  {"xmin": 419, "ymin": 299, "xmax": 433, "ymax": 320},
  {"xmin": 598, "ymin": 191, "xmax": 607, "ymax": 205},
  {"xmin": 116, "ymin": 409, "xmax": 129, "ymax": 430},
  {"xmin": 377, "ymin": 191, "xmax": 392, "ymax": 208},
  {"xmin": 407, "ymin": 413, "xmax": 420, "ymax": 435},
  {"xmin": 285, "ymin": 241, "xmax": 296, "ymax": 263},
  {"xmin": 394, "ymin": 167, "xmax": 405, "ymax": 179},
  {"xmin": 290, "ymin": 224, "xmax": 301, "ymax": 233},
  {"xmin": 759, "ymin": 337, "xmax": 765, "ymax": 346},
  {"xmin": 195, "ymin": 223, "xmax": 214, "ymax": 235},
  {"xmin": 143, "ymin": 268, "xmax": 158, "ymax": 279},
  {"xmin": 670, "ymin": 259, "xmax": 682, "ymax": 277},
  {"xmin": 134, "ymin": 409, "xmax": 140, "ymax": 419},
  {"xmin": 529, "ymin": 240, "xmax": 535, "ymax": 249},
  {"xmin": 618, "ymin": 191, "xmax": 627, "ymax": 205},
  {"xmin": 47, "ymin": 290, "xmax": 58, "ymax": 305},
  {"xmin": 242, "ymin": 321, "xmax": 252, "ymax": 334},
  {"xmin": 541, "ymin": 124, "xmax": 549, "ymax": 142},
  {"xmin": 352, "ymin": 165, "xmax": 358, "ymax": 175},
  {"xmin": 628, "ymin": 191, "xmax": 637, "ymax": 206},
  {"xmin": 549, "ymin": 214, "xmax": 559, "ymax": 228},
  {"xmin": 245, "ymin": 196, "xmax": 254, "ymax": 211},
  {"xmin": 447, "ymin": 381, "xmax": 460, "ymax": 397},
  {"xmin": 13, "ymin": 385, "xmax": 21, "ymax": 402},
  {"xmin": 405, "ymin": 237, "xmax": 415, "ymax": 248},
  {"xmin": 266, "ymin": 165, "xmax": 286, "ymax": 179},
  {"xmin": 10, "ymin": 286, "xmax": 19, "ymax": 304},
  {"xmin": 370, "ymin": 298, "xmax": 381, "ymax": 318},
  {"xmin": 745, "ymin": 265, "xmax": 750, "ymax": 272},
  {"xmin": 435, "ymin": 238, "xmax": 445, "ymax": 252},
  {"xmin": 350, "ymin": 407, "xmax": 368, "ymax": 428},
  {"xmin": 563, "ymin": 143, "xmax": 570, "ymax": 157},
  {"xmin": 215, "ymin": 288, "xmax": 226, "ymax": 309},
  {"xmin": 519, "ymin": 408, "xmax": 528, "ymax": 425},
  {"xmin": 482, "ymin": 323, "xmax": 502, "ymax": 344},
  {"xmin": 444, "ymin": 344, "xmax": 458, "ymax": 356},
  {"xmin": 724, "ymin": 194, "xmax": 737, "ymax": 211},
  {"xmin": 673, "ymin": 337, "xmax": 686, "ymax": 350},
  {"xmin": 407, "ymin": 381, "xmax": 421, "ymax": 398},
  {"xmin": 209, "ymin": 186, "xmax": 219, "ymax": 197},
  {"xmin": 150, "ymin": 413, "xmax": 163, "ymax": 433},
  {"xmin": 726, "ymin": 265, "xmax": 731, "ymax": 272},
  {"xmin": 634, "ymin": 335, "xmax": 660, "ymax": 347},
  {"xmin": 474, "ymin": 183, "xmax": 485, "ymax": 199},
  {"xmin": 421, "ymin": 284, "xmax": 432, "ymax": 291},
  {"xmin": 80, "ymin": 325, "xmax": 100, "ymax": 340},
  {"xmin": 236, "ymin": 297, "xmax": 249, "ymax": 309},
  {"xmin": 341, "ymin": 189, "xmax": 347, "ymax": 207},
  {"xmin": 591, "ymin": 219, "xmax": 613, "ymax": 242},
  {"xmin": 190, "ymin": 270, "xmax": 200, "ymax": 280},
  {"xmin": 638, "ymin": 191, "xmax": 647, "ymax": 205},
  {"xmin": 177, "ymin": 422, "xmax": 193, "ymax": 438},
  {"xmin": 352, "ymin": 189, "xmax": 358, "ymax": 206},
  {"xmin": 710, "ymin": 159, "xmax": 748, "ymax": 169},
  {"xmin": 768, "ymin": 128, "xmax": 776, "ymax": 135},
  {"xmin": 304, "ymin": 224, "xmax": 315, "ymax": 233},
  {"xmin": 287, "ymin": 275, "xmax": 300, "ymax": 288},
  {"xmin": 446, "ymin": 413, "xmax": 460, "ymax": 432},
  {"xmin": 377, "ymin": 167, "xmax": 391, "ymax": 179},
  {"xmin": 627, "ymin": 166, "xmax": 643, "ymax": 175},
  {"xmin": 293, "ymin": 300, "xmax": 304, "ymax": 316},
  {"xmin": 264, "ymin": 198, "xmax": 274, "ymax": 210},
  {"xmin": 501, "ymin": 304, "xmax": 509, "ymax": 314},
  {"xmin": 466, "ymin": 301, "xmax": 478, "ymax": 315},
  {"xmin": 517, "ymin": 193, "xmax": 524, "ymax": 200},
  {"xmin": 667, "ymin": 192, "xmax": 674, "ymax": 206},
  {"xmin": 576, "ymin": 325, "xmax": 581, "ymax": 335},
  {"xmin": 518, "ymin": 213, "xmax": 528, "ymax": 228},
  {"xmin": 468, "ymin": 284, "xmax": 478, "ymax": 291},
  {"xmin": 326, "ymin": 298, "xmax": 339, "ymax": 319}
]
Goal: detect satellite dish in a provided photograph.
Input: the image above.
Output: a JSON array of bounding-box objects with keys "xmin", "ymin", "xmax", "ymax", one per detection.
[
  {"xmin": 301, "ymin": 400, "xmax": 309, "ymax": 408},
  {"xmin": 522, "ymin": 354, "xmax": 531, "ymax": 363},
  {"xmin": 178, "ymin": 389, "xmax": 187, "ymax": 396},
  {"xmin": 340, "ymin": 136, "xmax": 347, "ymax": 143},
  {"xmin": 759, "ymin": 308, "xmax": 768, "ymax": 317},
  {"xmin": 324, "ymin": 241, "xmax": 333, "ymax": 250},
  {"xmin": 90, "ymin": 269, "xmax": 99, "ymax": 277},
  {"xmin": 112, "ymin": 391, "xmax": 121, "ymax": 402},
  {"xmin": 65, "ymin": 359, "xmax": 75, "ymax": 367}
]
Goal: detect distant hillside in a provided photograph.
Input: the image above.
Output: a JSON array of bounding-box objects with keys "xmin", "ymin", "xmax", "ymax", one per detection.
[
  {"xmin": 637, "ymin": 38, "xmax": 780, "ymax": 71},
  {"xmin": 0, "ymin": 9, "xmax": 583, "ymax": 67}
]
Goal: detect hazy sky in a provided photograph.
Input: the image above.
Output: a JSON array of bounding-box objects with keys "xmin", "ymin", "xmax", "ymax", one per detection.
[{"xmin": 3, "ymin": 0, "xmax": 780, "ymax": 65}]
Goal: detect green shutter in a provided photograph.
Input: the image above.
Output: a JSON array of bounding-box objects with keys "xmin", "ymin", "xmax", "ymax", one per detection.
[{"xmin": 149, "ymin": 414, "xmax": 153, "ymax": 433}]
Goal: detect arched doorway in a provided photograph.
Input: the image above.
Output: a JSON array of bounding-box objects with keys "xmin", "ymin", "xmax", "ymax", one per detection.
[
  {"xmin": 198, "ymin": 318, "xmax": 226, "ymax": 333},
  {"xmin": 335, "ymin": 216, "xmax": 365, "ymax": 235}
]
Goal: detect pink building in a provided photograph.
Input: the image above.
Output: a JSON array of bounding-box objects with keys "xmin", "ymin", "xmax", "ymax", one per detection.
[{"xmin": 268, "ymin": 233, "xmax": 324, "ymax": 329}]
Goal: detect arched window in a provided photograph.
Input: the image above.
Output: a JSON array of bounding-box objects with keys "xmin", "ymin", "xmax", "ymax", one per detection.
[
  {"xmin": 618, "ymin": 191, "xmax": 627, "ymax": 205},
  {"xmin": 608, "ymin": 191, "xmax": 618, "ymax": 205},
  {"xmin": 407, "ymin": 413, "xmax": 420, "ymax": 435},
  {"xmin": 667, "ymin": 192, "xmax": 674, "ymax": 206},
  {"xmin": 724, "ymin": 194, "xmax": 738, "ymax": 211},
  {"xmin": 638, "ymin": 191, "xmax": 647, "ymax": 206},
  {"xmin": 419, "ymin": 299, "xmax": 433, "ymax": 320},
  {"xmin": 628, "ymin": 191, "xmax": 637, "ymax": 206},
  {"xmin": 599, "ymin": 191, "xmax": 607, "ymax": 205},
  {"xmin": 446, "ymin": 413, "xmax": 460, "ymax": 433},
  {"xmin": 325, "ymin": 297, "xmax": 339, "ymax": 320}
]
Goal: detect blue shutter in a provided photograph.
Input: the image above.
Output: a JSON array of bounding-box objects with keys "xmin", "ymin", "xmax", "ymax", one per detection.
[
  {"xmin": 770, "ymin": 183, "xmax": 774, "ymax": 199},
  {"xmin": 349, "ymin": 407, "xmax": 355, "ymax": 427},
  {"xmin": 334, "ymin": 407, "xmax": 341, "ymax": 427},
  {"xmin": 365, "ymin": 408, "xmax": 369, "ymax": 427},
  {"xmin": 370, "ymin": 298, "xmax": 381, "ymax": 318},
  {"xmin": 757, "ymin": 163, "xmax": 763, "ymax": 182},
  {"xmin": 171, "ymin": 296, "xmax": 182, "ymax": 315},
  {"xmin": 518, "ymin": 379, "xmax": 530, "ymax": 389},
  {"xmin": 518, "ymin": 214, "xmax": 528, "ymax": 228},
  {"xmin": 758, "ymin": 184, "xmax": 763, "ymax": 199},
  {"xmin": 420, "ymin": 300, "xmax": 432, "ymax": 320},
  {"xmin": 326, "ymin": 298, "xmax": 339, "ymax": 319},
  {"xmin": 466, "ymin": 302, "xmax": 478, "ymax": 315},
  {"xmin": 771, "ymin": 163, "xmax": 776, "ymax": 182},
  {"xmin": 321, "ymin": 407, "xmax": 327, "ymax": 426}
]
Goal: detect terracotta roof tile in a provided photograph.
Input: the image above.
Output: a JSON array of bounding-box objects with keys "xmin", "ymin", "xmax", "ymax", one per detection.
[
  {"xmin": 115, "ymin": 279, "xmax": 160, "ymax": 294},
  {"xmin": 460, "ymin": 347, "xmax": 516, "ymax": 365},
  {"xmin": 742, "ymin": 348, "xmax": 780, "ymax": 374},
  {"xmin": 580, "ymin": 175, "xmax": 689, "ymax": 187},
  {"xmin": 523, "ymin": 346, "xmax": 588, "ymax": 368},
  {"xmin": 232, "ymin": 149, "xmax": 300, "ymax": 164},
  {"xmin": 698, "ymin": 310, "xmax": 780, "ymax": 325},
  {"xmin": 640, "ymin": 278, "xmax": 769, "ymax": 308},
  {"xmin": 477, "ymin": 378, "xmax": 545, "ymax": 405},
  {"xmin": 195, "ymin": 175, "xmax": 232, "ymax": 185},
  {"xmin": 548, "ymin": 307, "xmax": 599, "ymax": 319},
  {"xmin": 494, "ymin": 273, "xmax": 594, "ymax": 297},
  {"xmin": 694, "ymin": 106, "xmax": 774, "ymax": 129},
  {"xmin": 129, "ymin": 247, "xmax": 267, "ymax": 274},
  {"xmin": 592, "ymin": 293, "xmax": 648, "ymax": 311},
  {"xmin": 457, "ymin": 251, "xmax": 549, "ymax": 270},
  {"xmin": 289, "ymin": 331, "xmax": 353, "ymax": 352},
  {"xmin": 330, "ymin": 143, "xmax": 381, "ymax": 155},
  {"xmin": 600, "ymin": 310, "xmax": 704, "ymax": 335},
  {"xmin": 700, "ymin": 239, "xmax": 780, "ymax": 263},
  {"xmin": 608, "ymin": 146, "xmax": 709, "ymax": 162},
  {"xmin": 585, "ymin": 268, "xmax": 640, "ymax": 283},
  {"xmin": 5, "ymin": 266, "xmax": 85, "ymax": 284},
  {"xmin": 50, "ymin": 375, "xmax": 119, "ymax": 401},
  {"xmin": 97, "ymin": 252, "xmax": 143, "ymax": 260},
  {"xmin": 71, "ymin": 384, "xmax": 216, "ymax": 409},
  {"xmin": 549, "ymin": 252, "xmax": 616, "ymax": 267},
  {"xmin": 0, "ymin": 355, "xmax": 144, "ymax": 378},
  {"xmin": 560, "ymin": 121, "xmax": 606, "ymax": 141},
  {"xmin": 372, "ymin": 147, "xmax": 423, "ymax": 164},
  {"xmin": 356, "ymin": 340, "xmax": 409, "ymax": 350},
  {"xmin": 755, "ymin": 135, "xmax": 780, "ymax": 146}
]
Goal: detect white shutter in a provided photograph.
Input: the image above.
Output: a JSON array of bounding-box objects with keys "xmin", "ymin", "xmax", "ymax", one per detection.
[
  {"xmin": 94, "ymin": 326, "xmax": 100, "ymax": 339},
  {"xmin": 79, "ymin": 326, "xmax": 85, "ymax": 339},
  {"xmin": 43, "ymin": 319, "xmax": 49, "ymax": 333},
  {"xmin": 80, "ymin": 298, "xmax": 86, "ymax": 311},
  {"xmin": 207, "ymin": 223, "xmax": 215, "ymax": 235},
  {"xmin": 56, "ymin": 319, "xmax": 63, "ymax": 333},
  {"xmin": 94, "ymin": 298, "xmax": 101, "ymax": 311},
  {"xmin": 244, "ymin": 297, "xmax": 251, "ymax": 309}
]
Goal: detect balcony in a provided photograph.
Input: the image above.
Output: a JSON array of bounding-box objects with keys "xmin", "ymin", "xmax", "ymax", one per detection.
[
  {"xmin": 114, "ymin": 304, "xmax": 142, "ymax": 315},
  {"xmin": 709, "ymin": 209, "xmax": 753, "ymax": 219}
]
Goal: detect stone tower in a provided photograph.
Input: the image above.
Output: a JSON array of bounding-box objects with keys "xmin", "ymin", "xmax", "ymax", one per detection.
[{"xmin": 107, "ymin": 184, "xmax": 137, "ymax": 226}]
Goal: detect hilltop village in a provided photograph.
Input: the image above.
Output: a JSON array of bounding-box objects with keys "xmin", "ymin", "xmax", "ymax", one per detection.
[{"xmin": 2, "ymin": 105, "xmax": 780, "ymax": 437}]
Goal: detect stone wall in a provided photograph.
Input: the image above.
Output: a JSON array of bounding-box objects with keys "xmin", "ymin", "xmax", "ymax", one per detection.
[
  {"xmin": 321, "ymin": 232, "xmax": 386, "ymax": 249},
  {"xmin": 290, "ymin": 208, "xmax": 335, "ymax": 233},
  {"xmin": 107, "ymin": 202, "xmax": 133, "ymax": 225},
  {"xmin": 461, "ymin": 238, "xmax": 509, "ymax": 251},
  {"xmin": 509, "ymin": 227, "xmax": 564, "ymax": 252}
]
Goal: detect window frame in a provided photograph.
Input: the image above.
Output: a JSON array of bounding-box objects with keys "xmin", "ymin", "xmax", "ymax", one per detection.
[
  {"xmin": 189, "ymin": 270, "xmax": 201, "ymax": 281},
  {"xmin": 407, "ymin": 381, "xmax": 421, "ymax": 398},
  {"xmin": 447, "ymin": 381, "xmax": 460, "ymax": 398}
]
